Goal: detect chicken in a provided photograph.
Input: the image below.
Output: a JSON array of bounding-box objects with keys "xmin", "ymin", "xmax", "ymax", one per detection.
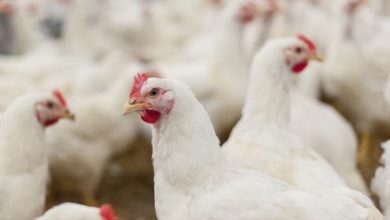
[
  {"xmin": 36, "ymin": 203, "xmax": 117, "ymax": 220},
  {"xmin": 121, "ymin": 73, "xmax": 382, "ymax": 220},
  {"xmin": 0, "ymin": 90, "xmax": 74, "ymax": 220},
  {"xmin": 287, "ymin": 38, "xmax": 367, "ymax": 194},
  {"xmin": 222, "ymin": 35, "xmax": 375, "ymax": 206},
  {"xmin": 323, "ymin": 0, "xmax": 390, "ymax": 163},
  {"xmin": 372, "ymin": 141, "xmax": 390, "ymax": 219}
]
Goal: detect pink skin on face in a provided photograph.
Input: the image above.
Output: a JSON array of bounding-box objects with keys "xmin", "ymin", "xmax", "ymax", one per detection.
[
  {"xmin": 35, "ymin": 90, "xmax": 72, "ymax": 127},
  {"xmin": 128, "ymin": 73, "xmax": 176, "ymax": 124},
  {"xmin": 128, "ymin": 73, "xmax": 163, "ymax": 124},
  {"xmin": 288, "ymin": 34, "xmax": 318, "ymax": 74},
  {"xmin": 129, "ymin": 73, "xmax": 161, "ymax": 124}
]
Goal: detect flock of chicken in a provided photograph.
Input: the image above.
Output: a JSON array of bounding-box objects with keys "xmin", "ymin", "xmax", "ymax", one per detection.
[{"xmin": 0, "ymin": 0, "xmax": 390, "ymax": 219}]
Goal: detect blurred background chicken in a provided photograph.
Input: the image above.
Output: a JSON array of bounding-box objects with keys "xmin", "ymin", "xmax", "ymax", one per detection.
[
  {"xmin": 0, "ymin": 0, "xmax": 389, "ymax": 219},
  {"xmin": 0, "ymin": 91, "xmax": 74, "ymax": 220},
  {"xmin": 36, "ymin": 203, "xmax": 118, "ymax": 220}
]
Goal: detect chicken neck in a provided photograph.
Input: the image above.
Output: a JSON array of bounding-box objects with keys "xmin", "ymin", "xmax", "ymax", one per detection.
[
  {"xmin": 151, "ymin": 88, "xmax": 228, "ymax": 192},
  {"xmin": 0, "ymin": 96, "xmax": 47, "ymax": 174},
  {"xmin": 234, "ymin": 43, "xmax": 291, "ymax": 132}
]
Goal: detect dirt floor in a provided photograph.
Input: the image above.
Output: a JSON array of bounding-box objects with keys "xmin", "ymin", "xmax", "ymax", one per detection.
[
  {"xmin": 97, "ymin": 137, "xmax": 156, "ymax": 220},
  {"xmin": 47, "ymin": 136, "xmax": 157, "ymax": 220}
]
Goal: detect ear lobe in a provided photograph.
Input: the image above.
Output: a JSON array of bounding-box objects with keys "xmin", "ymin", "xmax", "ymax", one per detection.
[{"xmin": 99, "ymin": 204, "xmax": 117, "ymax": 220}]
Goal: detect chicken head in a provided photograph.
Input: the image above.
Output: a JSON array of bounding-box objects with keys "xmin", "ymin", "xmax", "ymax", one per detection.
[{"xmin": 35, "ymin": 89, "xmax": 75, "ymax": 127}]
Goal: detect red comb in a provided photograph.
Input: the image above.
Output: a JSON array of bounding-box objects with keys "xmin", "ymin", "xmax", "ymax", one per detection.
[
  {"xmin": 297, "ymin": 34, "xmax": 316, "ymax": 52},
  {"xmin": 129, "ymin": 73, "xmax": 150, "ymax": 98},
  {"xmin": 52, "ymin": 89, "xmax": 67, "ymax": 107},
  {"xmin": 99, "ymin": 204, "xmax": 117, "ymax": 220}
]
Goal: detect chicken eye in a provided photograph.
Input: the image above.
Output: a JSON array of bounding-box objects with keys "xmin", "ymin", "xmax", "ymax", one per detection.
[
  {"xmin": 149, "ymin": 88, "xmax": 160, "ymax": 97},
  {"xmin": 47, "ymin": 102, "xmax": 54, "ymax": 109},
  {"xmin": 295, "ymin": 47, "xmax": 303, "ymax": 53}
]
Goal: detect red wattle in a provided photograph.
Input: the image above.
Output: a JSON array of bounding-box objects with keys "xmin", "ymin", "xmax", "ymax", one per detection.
[
  {"xmin": 36, "ymin": 113, "xmax": 59, "ymax": 127},
  {"xmin": 292, "ymin": 61, "xmax": 308, "ymax": 74},
  {"xmin": 44, "ymin": 118, "xmax": 59, "ymax": 127},
  {"xmin": 141, "ymin": 109, "xmax": 161, "ymax": 124}
]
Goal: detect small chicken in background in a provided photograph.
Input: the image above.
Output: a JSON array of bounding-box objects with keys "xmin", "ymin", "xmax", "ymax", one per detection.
[
  {"xmin": 323, "ymin": 0, "xmax": 390, "ymax": 166},
  {"xmin": 0, "ymin": 90, "xmax": 74, "ymax": 220},
  {"xmin": 36, "ymin": 203, "xmax": 117, "ymax": 220}
]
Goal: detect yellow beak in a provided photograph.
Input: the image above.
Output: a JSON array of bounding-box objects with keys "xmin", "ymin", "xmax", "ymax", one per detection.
[
  {"xmin": 310, "ymin": 53, "xmax": 323, "ymax": 62},
  {"xmin": 62, "ymin": 110, "xmax": 76, "ymax": 121},
  {"xmin": 122, "ymin": 102, "xmax": 147, "ymax": 116}
]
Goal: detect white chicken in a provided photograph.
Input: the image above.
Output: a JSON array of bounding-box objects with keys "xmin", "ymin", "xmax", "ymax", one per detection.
[
  {"xmin": 121, "ymin": 74, "xmax": 382, "ymax": 220},
  {"xmin": 372, "ymin": 140, "xmax": 390, "ymax": 219},
  {"xmin": 323, "ymin": 0, "xmax": 390, "ymax": 163},
  {"xmin": 0, "ymin": 90, "xmax": 74, "ymax": 220},
  {"xmin": 222, "ymin": 35, "xmax": 372, "ymax": 203},
  {"xmin": 36, "ymin": 203, "xmax": 117, "ymax": 220}
]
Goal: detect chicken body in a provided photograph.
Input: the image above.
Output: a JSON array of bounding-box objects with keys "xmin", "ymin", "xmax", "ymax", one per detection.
[
  {"xmin": 0, "ymin": 93, "xmax": 70, "ymax": 220},
  {"xmin": 222, "ymin": 37, "xmax": 376, "ymax": 213},
  {"xmin": 323, "ymin": 0, "xmax": 390, "ymax": 134},
  {"xmin": 122, "ymin": 76, "xmax": 382, "ymax": 220},
  {"xmin": 290, "ymin": 89, "xmax": 367, "ymax": 193}
]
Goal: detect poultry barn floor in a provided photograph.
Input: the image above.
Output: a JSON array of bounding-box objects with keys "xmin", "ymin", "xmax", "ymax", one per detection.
[
  {"xmin": 47, "ymin": 136, "xmax": 157, "ymax": 220},
  {"xmin": 46, "ymin": 120, "xmax": 386, "ymax": 220}
]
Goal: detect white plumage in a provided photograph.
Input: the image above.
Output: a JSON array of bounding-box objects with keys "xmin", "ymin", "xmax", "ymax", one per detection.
[
  {"xmin": 36, "ymin": 203, "xmax": 117, "ymax": 220},
  {"xmin": 290, "ymin": 90, "xmax": 367, "ymax": 193},
  {"xmin": 1, "ymin": 0, "xmax": 389, "ymax": 219},
  {"xmin": 323, "ymin": 0, "xmax": 390, "ymax": 134},
  {"xmin": 222, "ymin": 37, "xmax": 375, "ymax": 214},
  {"xmin": 0, "ymin": 92, "xmax": 72, "ymax": 220},
  {"xmin": 372, "ymin": 141, "xmax": 390, "ymax": 219},
  {"xmin": 122, "ymin": 76, "xmax": 382, "ymax": 220}
]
